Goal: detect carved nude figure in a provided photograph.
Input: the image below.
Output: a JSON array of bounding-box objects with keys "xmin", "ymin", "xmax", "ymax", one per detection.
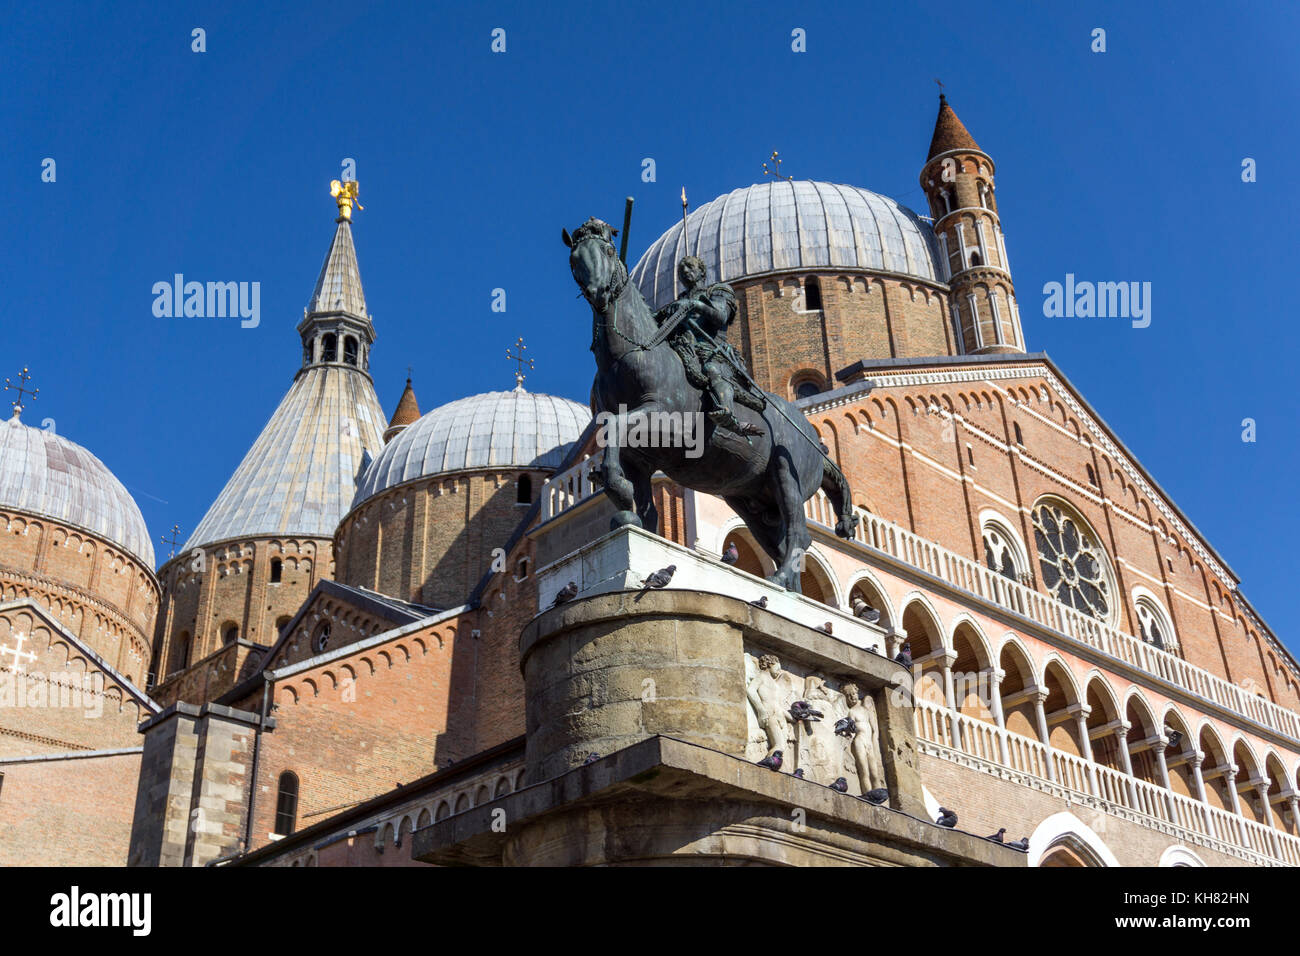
[
  {"xmin": 747, "ymin": 653, "xmax": 795, "ymax": 758},
  {"xmin": 843, "ymin": 682, "xmax": 886, "ymax": 792}
]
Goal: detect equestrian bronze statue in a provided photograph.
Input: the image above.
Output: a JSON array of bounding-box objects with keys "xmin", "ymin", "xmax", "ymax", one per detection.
[{"xmin": 564, "ymin": 216, "xmax": 859, "ymax": 593}]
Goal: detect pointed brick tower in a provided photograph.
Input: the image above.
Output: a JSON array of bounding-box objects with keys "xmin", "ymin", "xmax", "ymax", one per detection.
[
  {"xmin": 149, "ymin": 184, "xmax": 387, "ymax": 700},
  {"xmin": 920, "ymin": 94, "xmax": 1024, "ymax": 353},
  {"xmin": 383, "ymin": 377, "xmax": 420, "ymax": 444}
]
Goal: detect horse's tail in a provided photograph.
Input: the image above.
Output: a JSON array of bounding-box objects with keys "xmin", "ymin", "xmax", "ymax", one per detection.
[{"xmin": 820, "ymin": 457, "xmax": 859, "ymax": 540}]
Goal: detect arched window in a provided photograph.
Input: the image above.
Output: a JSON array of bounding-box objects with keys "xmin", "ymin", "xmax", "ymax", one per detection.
[
  {"xmin": 270, "ymin": 558, "xmax": 282, "ymax": 583},
  {"xmin": 313, "ymin": 623, "xmax": 331, "ymax": 653},
  {"xmin": 1133, "ymin": 589, "xmax": 1177, "ymax": 652},
  {"xmin": 1031, "ymin": 499, "xmax": 1115, "ymax": 623},
  {"xmin": 275, "ymin": 615, "xmax": 291, "ymax": 635},
  {"xmin": 1013, "ymin": 422, "xmax": 1024, "ymax": 446},
  {"xmin": 321, "ymin": 333, "xmax": 337, "ymax": 363},
  {"xmin": 303, "ymin": 338, "xmax": 314, "ymax": 365},
  {"xmin": 343, "ymin": 336, "xmax": 358, "ymax": 366},
  {"xmin": 795, "ymin": 381, "xmax": 821, "ymax": 400},
  {"xmin": 173, "ymin": 631, "xmax": 191, "ymax": 672},
  {"xmin": 981, "ymin": 513, "xmax": 1028, "ymax": 584},
  {"xmin": 222, "ymin": 623, "xmax": 239, "ymax": 645},
  {"xmin": 804, "ymin": 277, "xmax": 823, "ymax": 311},
  {"xmin": 274, "ymin": 772, "xmax": 299, "ymax": 836},
  {"xmin": 1086, "ymin": 464, "xmax": 1098, "ymax": 486},
  {"xmin": 969, "ymin": 251, "xmax": 982, "ymax": 268},
  {"xmin": 516, "ymin": 474, "xmax": 532, "ymax": 504}
]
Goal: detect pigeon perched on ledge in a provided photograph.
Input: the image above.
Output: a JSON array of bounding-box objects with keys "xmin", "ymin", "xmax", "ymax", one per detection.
[
  {"xmin": 833, "ymin": 716, "xmax": 857, "ymax": 738},
  {"xmin": 757, "ymin": 750, "xmax": 783, "ymax": 771},
  {"xmin": 861, "ymin": 788, "xmax": 889, "ymax": 805},
  {"xmin": 851, "ymin": 596, "xmax": 882, "ymax": 623},
  {"xmin": 986, "ymin": 828, "xmax": 1006, "ymax": 843},
  {"xmin": 816, "ymin": 621, "xmax": 834, "ymax": 635},
  {"xmin": 748, "ymin": 595, "xmax": 768, "ymax": 609},
  {"xmin": 789, "ymin": 700, "xmax": 824, "ymax": 722},
  {"xmin": 721, "ymin": 542, "xmax": 739, "ymax": 565},
  {"xmin": 792, "ymin": 768, "xmax": 805, "ymax": 779},
  {"xmin": 582, "ymin": 753, "xmax": 601, "ymax": 766},
  {"xmin": 895, "ymin": 641, "xmax": 913, "ymax": 667},
  {"xmin": 551, "ymin": 581, "xmax": 578, "ymax": 607},
  {"xmin": 1006, "ymin": 837, "xmax": 1030, "ymax": 851},
  {"xmin": 640, "ymin": 565, "xmax": 676, "ymax": 589},
  {"xmin": 936, "ymin": 807, "xmax": 958, "ymax": 828},
  {"xmin": 829, "ymin": 777, "xmax": 849, "ymax": 793}
]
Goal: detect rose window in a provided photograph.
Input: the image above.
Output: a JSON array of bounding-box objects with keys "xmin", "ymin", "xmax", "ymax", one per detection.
[{"xmin": 1032, "ymin": 502, "xmax": 1111, "ymax": 620}]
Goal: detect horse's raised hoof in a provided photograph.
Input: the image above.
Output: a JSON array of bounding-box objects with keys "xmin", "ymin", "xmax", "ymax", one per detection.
[
  {"xmin": 836, "ymin": 513, "xmax": 861, "ymax": 539},
  {"xmin": 610, "ymin": 510, "xmax": 643, "ymax": 531}
]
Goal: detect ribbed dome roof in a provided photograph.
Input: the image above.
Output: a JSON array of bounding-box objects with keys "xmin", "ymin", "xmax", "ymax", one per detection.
[
  {"xmin": 184, "ymin": 366, "xmax": 386, "ymax": 551},
  {"xmin": 353, "ymin": 389, "xmax": 590, "ymax": 507},
  {"xmin": 631, "ymin": 180, "xmax": 943, "ymax": 311},
  {"xmin": 0, "ymin": 413, "xmax": 154, "ymax": 566}
]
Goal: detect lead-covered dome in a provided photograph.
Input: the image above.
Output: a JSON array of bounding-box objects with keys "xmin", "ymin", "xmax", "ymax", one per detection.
[
  {"xmin": 632, "ymin": 180, "xmax": 943, "ymax": 311},
  {"xmin": 352, "ymin": 389, "xmax": 590, "ymax": 508},
  {"xmin": 0, "ymin": 412, "xmax": 155, "ymax": 567}
]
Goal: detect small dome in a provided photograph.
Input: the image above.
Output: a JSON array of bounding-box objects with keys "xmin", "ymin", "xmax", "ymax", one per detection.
[
  {"xmin": 632, "ymin": 180, "xmax": 942, "ymax": 311},
  {"xmin": 352, "ymin": 390, "xmax": 591, "ymax": 507},
  {"xmin": 0, "ymin": 413, "xmax": 154, "ymax": 567}
]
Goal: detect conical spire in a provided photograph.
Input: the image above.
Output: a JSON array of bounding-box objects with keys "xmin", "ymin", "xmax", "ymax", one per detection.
[
  {"xmin": 184, "ymin": 186, "xmax": 386, "ymax": 553},
  {"xmin": 927, "ymin": 94, "xmax": 981, "ymax": 161},
  {"xmin": 383, "ymin": 377, "xmax": 421, "ymax": 444},
  {"xmin": 306, "ymin": 220, "xmax": 368, "ymax": 319}
]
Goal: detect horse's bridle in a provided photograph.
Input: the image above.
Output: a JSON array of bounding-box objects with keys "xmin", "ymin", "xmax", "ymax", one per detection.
[{"xmin": 577, "ymin": 235, "xmax": 653, "ymax": 351}]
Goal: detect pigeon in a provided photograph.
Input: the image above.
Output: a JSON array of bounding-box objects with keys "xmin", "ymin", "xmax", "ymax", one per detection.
[
  {"xmin": 851, "ymin": 596, "xmax": 882, "ymax": 623},
  {"xmin": 1007, "ymin": 837, "xmax": 1030, "ymax": 851},
  {"xmin": 582, "ymin": 753, "xmax": 600, "ymax": 766},
  {"xmin": 721, "ymin": 542, "xmax": 739, "ymax": 565},
  {"xmin": 936, "ymin": 807, "xmax": 958, "ymax": 828},
  {"xmin": 551, "ymin": 581, "xmax": 578, "ymax": 607},
  {"xmin": 789, "ymin": 700, "xmax": 824, "ymax": 722},
  {"xmin": 895, "ymin": 641, "xmax": 913, "ymax": 667},
  {"xmin": 748, "ymin": 595, "xmax": 768, "ymax": 609},
  {"xmin": 816, "ymin": 621, "xmax": 834, "ymax": 635},
  {"xmin": 861, "ymin": 788, "xmax": 889, "ymax": 805},
  {"xmin": 792, "ymin": 768, "xmax": 805, "ymax": 779},
  {"xmin": 829, "ymin": 777, "xmax": 849, "ymax": 793},
  {"xmin": 986, "ymin": 828, "xmax": 1006, "ymax": 843},
  {"xmin": 867, "ymin": 645, "xmax": 880, "ymax": 655},
  {"xmin": 640, "ymin": 565, "xmax": 676, "ymax": 589},
  {"xmin": 756, "ymin": 750, "xmax": 783, "ymax": 771},
  {"xmin": 833, "ymin": 716, "xmax": 857, "ymax": 738}
]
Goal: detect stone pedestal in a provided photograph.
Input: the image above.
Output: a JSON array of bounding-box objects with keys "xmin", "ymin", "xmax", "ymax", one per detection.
[{"xmin": 411, "ymin": 527, "xmax": 1012, "ymax": 866}]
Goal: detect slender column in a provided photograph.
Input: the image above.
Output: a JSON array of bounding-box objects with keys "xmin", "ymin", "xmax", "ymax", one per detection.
[
  {"xmin": 1069, "ymin": 703, "xmax": 1098, "ymax": 797},
  {"xmin": 1152, "ymin": 740, "xmax": 1176, "ymax": 823},
  {"xmin": 884, "ymin": 627, "xmax": 907, "ymax": 664},
  {"xmin": 940, "ymin": 650, "xmax": 958, "ymax": 744},
  {"xmin": 986, "ymin": 668, "xmax": 1009, "ymax": 766},
  {"xmin": 1189, "ymin": 751, "xmax": 1208, "ymax": 803},
  {"xmin": 1286, "ymin": 795, "xmax": 1300, "ymax": 838},
  {"xmin": 1033, "ymin": 690, "xmax": 1056, "ymax": 782},
  {"xmin": 1116, "ymin": 723, "xmax": 1138, "ymax": 809}
]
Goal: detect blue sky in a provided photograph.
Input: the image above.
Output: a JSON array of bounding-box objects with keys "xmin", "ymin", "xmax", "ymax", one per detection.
[{"xmin": 4, "ymin": 1, "xmax": 1297, "ymax": 649}]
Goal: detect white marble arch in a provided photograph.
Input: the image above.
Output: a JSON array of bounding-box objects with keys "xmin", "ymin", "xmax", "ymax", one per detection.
[
  {"xmin": 1028, "ymin": 811, "xmax": 1120, "ymax": 867},
  {"xmin": 1159, "ymin": 844, "xmax": 1206, "ymax": 867}
]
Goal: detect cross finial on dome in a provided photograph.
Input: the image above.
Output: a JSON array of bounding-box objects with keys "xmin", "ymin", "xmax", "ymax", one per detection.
[
  {"xmin": 762, "ymin": 150, "xmax": 792, "ymax": 182},
  {"xmin": 4, "ymin": 367, "xmax": 37, "ymax": 420},
  {"xmin": 160, "ymin": 524, "xmax": 183, "ymax": 559},
  {"xmin": 506, "ymin": 337, "xmax": 534, "ymax": 391}
]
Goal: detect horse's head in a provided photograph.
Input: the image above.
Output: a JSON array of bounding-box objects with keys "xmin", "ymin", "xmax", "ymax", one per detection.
[{"xmin": 563, "ymin": 217, "xmax": 625, "ymax": 312}]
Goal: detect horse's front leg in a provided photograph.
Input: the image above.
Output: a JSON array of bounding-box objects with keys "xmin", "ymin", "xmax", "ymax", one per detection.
[
  {"xmin": 629, "ymin": 462, "xmax": 659, "ymax": 534},
  {"xmin": 771, "ymin": 453, "xmax": 812, "ymax": 592},
  {"xmin": 598, "ymin": 410, "xmax": 640, "ymax": 530}
]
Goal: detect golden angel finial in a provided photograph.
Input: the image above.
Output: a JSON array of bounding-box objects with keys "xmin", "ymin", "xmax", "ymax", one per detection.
[{"xmin": 330, "ymin": 179, "xmax": 363, "ymax": 222}]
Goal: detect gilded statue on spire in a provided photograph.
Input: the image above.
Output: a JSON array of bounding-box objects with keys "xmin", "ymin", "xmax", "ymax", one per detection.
[{"xmin": 330, "ymin": 179, "xmax": 363, "ymax": 222}]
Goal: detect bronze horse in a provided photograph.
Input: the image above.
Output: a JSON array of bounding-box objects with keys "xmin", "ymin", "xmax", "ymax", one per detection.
[{"xmin": 564, "ymin": 217, "xmax": 858, "ymax": 592}]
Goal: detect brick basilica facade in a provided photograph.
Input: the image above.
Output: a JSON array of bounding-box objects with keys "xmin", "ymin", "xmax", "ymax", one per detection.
[{"xmin": 3, "ymin": 96, "xmax": 1299, "ymax": 867}]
